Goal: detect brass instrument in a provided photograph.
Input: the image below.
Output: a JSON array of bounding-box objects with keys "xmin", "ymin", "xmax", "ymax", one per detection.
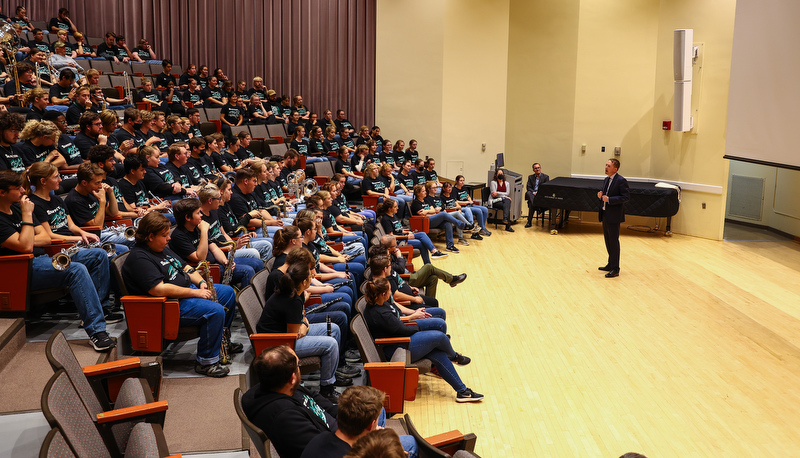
[
  {"xmin": 105, "ymin": 224, "xmax": 136, "ymax": 241},
  {"xmin": 233, "ymin": 226, "xmax": 251, "ymax": 248},
  {"xmin": 196, "ymin": 261, "xmax": 231, "ymax": 364},
  {"xmin": 301, "ymin": 178, "xmax": 319, "ymax": 199},
  {"xmin": 0, "ymin": 27, "xmax": 22, "ymax": 106},
  {"xmin": 149, "ymin": 191, "xmax": 173, "ymax": 214},
  {"xmin": 33, "ymin": 62, "xmax": 41, "ymax": 88},
  {"xmin": 218, "ymin": 240, "xmax": 237, "ymax": 285},
  {"xmin": 123, "ymin": 71, "xmax": 133, "ymax": 104},
  {"xmin": 51, "ymin": 240, "xmax": 116, "ymax": 271}
]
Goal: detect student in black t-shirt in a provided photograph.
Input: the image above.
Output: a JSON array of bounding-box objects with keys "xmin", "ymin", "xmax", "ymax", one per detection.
[
  {"xmin": 287, "ymin": 111, "xmax": 302, "ymax": 136},
  {"xmin": 139, "ymin": 144, "xmax": 182, "ymax": 200},
  {"xmin": 65, "ymin": 162, "xmax": 133, "ymax": 250},
  {"xmin": 334, "ymin": 110, "xmax": 353, "ymax": 133},
  {"xmin": 201, "ymin": 76, "xmax": 226, "ymax": 107},
  {"xmin": 333, "ymin": 147, "xmax": 362, "ymax": 187},
  {"xmin": 186, "ymin": 136, "xmax": 219, "ymax": 181},
  {"xmin": 161, "ymin": 81, "xmax": 186, "ymax": 117},
  {"xmin": 220, "ymin": 93, "xmax": 243, "ymax": 139},
  {"xmin": 0, "ymin": 169, "xmax": 115, "ymax": 351},
  {"xmin": 169, "ymin": 198, "xmax": 255, "ymax": 288},
  {"xmin": 65, "ymin": 85, "xmax": 91, "ymax": 126},
  {"xmin": 229, "ymin": 167, "xmax": 284, "ymax": 237},
  {"xmin": 405, "ymin": 139, "xmax": 420, "ymax": 165},
  {"xmin": 49, "ymin": 8, "xmax": 77, "ymax": 34},
  {"xmin": 42, "ymin": 111, "xmax": 82, "ymax": 174},
  {"xmin": 48, "ymin": 69, "xmax": 76, "ymax": 107},
  {"xmin": 2, "ymin": 62, "xmax": 36, "ymax": 107},
  {"xmin": 111, "ymin": 107, "xmax": 145, "ymax": 152},
  {"xmin": 154, "ymin": 60, "xmax": 177, "ymax": 90},
  {"xmin": 96, "ymin": 32, "xmax": 122, "ymax": 63},
  {"xmin": 163, "ymin": 142, "xmax": 201, "ymax": 192},
  {"xmin": 307, "ymin": 126, "xmax": 328, "ymax": 158},
  {"xmin": 304, "ymin": 112, "xmax": 323, "ymax": 135},
  {"xmin": 181, "ymin": 78, "xmax": 204, "ymax": 107},
  {"xmin": 412, "ymin": 159, "xmax": 427, "ymax": 186},
  {"xmin": 17, "ymin": 119, "xmax": 66, "ymax": 168},
  {"xmin": 121, "ymin": 211, "xmax": 237, "ymax": 377},
  {"xmin": 24, "ymin": 88, "xmax": 49, "ymax": 122},
  {"xmin": 179, "ymin": 63, "xmax": 198, "ymax": 89},
  {"xmin": 410, "ymin": 184, "xmax": 461, "ymax": 253},
  {"xmin": 138, "ymin": 78, "xmax": 168, "ymax": 114},
  {"xmin": 246, "ymin": 94, "xmax": 271, "ymax": 124},
  {"xmin": 118, "ymin": 154, "xmax": 174, "ymax": 224},
  {"xmin": 424, "ymin": 158, "xmax": 442, "ymax": 188},
  {"xmin": 0, "ymin": 112, "xmax": 26, "ymax": 173},
  {"xmin": 248, "ymin": 77, "xmax": 268, "ymax": 102},
  {"xmin": 88, "ymin": 145, "xmax": 140, "ymax": 220}
]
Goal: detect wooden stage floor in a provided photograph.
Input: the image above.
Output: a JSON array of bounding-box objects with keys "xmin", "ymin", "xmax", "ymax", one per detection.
[{"xmin": 404, "ymin": 220, "xmax": 800, "ymax": 457}]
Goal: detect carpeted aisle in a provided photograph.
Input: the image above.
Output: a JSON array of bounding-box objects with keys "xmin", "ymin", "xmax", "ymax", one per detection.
[{"xmin": 161, "ymin": 374, "xmax": 246, "ymax": 454}]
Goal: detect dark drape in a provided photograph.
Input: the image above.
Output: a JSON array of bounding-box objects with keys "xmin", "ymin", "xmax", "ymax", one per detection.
[{"xmin": 5, "ymin": 0, "xmax": 376, "ymax": 125}]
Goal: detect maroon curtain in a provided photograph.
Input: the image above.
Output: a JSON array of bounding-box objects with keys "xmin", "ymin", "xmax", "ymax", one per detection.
[{"xmin": 5, "ymin": 0, "xmax": 376, "ymax": 125}]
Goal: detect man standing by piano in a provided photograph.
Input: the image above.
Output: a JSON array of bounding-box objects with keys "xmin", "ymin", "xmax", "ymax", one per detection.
[
  {"xmin": 597, "ymin": 158, "xmax": 629, "ymax": 278},
  {"xmin": 524, "ymin": 162, "xmax": 549, "ymax": 228}
]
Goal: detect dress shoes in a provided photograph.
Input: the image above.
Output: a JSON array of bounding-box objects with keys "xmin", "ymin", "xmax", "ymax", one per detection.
[
  {"xmin": 605, "ymin": 269, "xmax": 620, "ymax": 278},
  {"xmin": 524, "ymin": 221, "xmax": 532, "ymax": 228},
  {"xmin": 598, "ymin": 265, "xmax": 612, "ymax": 271}
]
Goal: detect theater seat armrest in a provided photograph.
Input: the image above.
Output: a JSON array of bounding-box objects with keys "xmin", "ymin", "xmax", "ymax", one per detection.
[
  {"xmin": 96, "ymin": 400, "xmax": 168, "ymax": 424},
  {"xmin": 83, "ymin": 357, "xmax": 142, "ymax": 376},
  {"xmin": 375, "ymin": 337, "xmax": 410, "ymax": 345},
  {"xmin": 424, "ymin": 430, "xmax": 465, "ymax": 448}
]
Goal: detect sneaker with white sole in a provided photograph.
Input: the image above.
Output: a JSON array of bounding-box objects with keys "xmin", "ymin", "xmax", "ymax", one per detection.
[
  {"xmin": 431, "ymin": 251, "xmax": 448, "ymax": 259},
  {"xmin": 195, "ymin": 362, "xmax": 230, "ymax": 377},
  {"xmin": 456, "ymin": 388, "xmax": 484, "ymax": 403},
  {"xmin": 445, "ymin": 245, "xmax": 460, "ymax": 253},
  {"xmin": 89, "ymin": 331, "xmax": 116, "ymax": 352},
  {"xmin": 458, "ymin": 238, "xmax": 470, "ymax": 246}
]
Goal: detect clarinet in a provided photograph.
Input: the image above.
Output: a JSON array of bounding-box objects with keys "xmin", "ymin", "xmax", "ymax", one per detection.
[
  {"xmin": 326, "ymin": 315, "xmax": 331, "ymax": 337},
  {"xmin": 305, "ymin": 296, "xmax": 346, "ymax": 315},
  {"xmin": 332, "ymin": 280, "xmax": 353, "ymax": 291}
]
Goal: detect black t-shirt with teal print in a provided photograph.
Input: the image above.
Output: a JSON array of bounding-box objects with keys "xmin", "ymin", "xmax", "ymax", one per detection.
[
  {"xmin": 289, "ymin": 140, "xmax": 309, "ymax": 156},
  {"xmin": 312, "ymin": 233, "xmax": 333, "ymax": 256},
  {"xmin": 64, "ymin": 188, "xmax": 100, "ymax": 227},
  {"xmin": 410, "ymin": 199, "xmax": 431, "ymax": 216},
  {"xmin": 380, "ymin": 214, "xmax": 403, "ymax": 236},
  {"xmin": 424, "ymin": 170, "xmax": 438, "ymax": 183},
  {"xmin": 135, "ymin": 47, "xmax": 153, "ymax": 60},
  {"xmin": 57, "ymin": 134, "xmax": 83, "ymax": 166},
  {"xmin": 0, "ymin": 144, "xmax": 26, "ymax": 172},
  {"xmin": 200, "ymin": 86, "xmax": 224, "ymax": 103},
  {"xmin": 122, "ymin": 244, "xmax": 191, "ymax": 295},
  {"xmin": 229, "ymin": 186, "xmax": 258, "ymax": 218},
  {"xmin": 308, "ymin": 138, "xmax": 325, "ymax": 156},
  {"xmin": 118, "ymin": 178, "xmax": 149, "ymax": 207},
  {"xmin": 30, "ymin": 194, "xmax": 72, "ymax": 236},
  {"xmin": 412, "ymin": 170, "xmax": 427, "ymax": 186},
  {"xmin": 0, "ymin": 204, "xmax": 44, "ymax": 257},
  {"xmin": 222, "ymin": 153, "xmax": 241, "ymax": 169},
  {"xmin": 104, "ymin": 176, "xmax": 126, "ymax": 209},
  {"xmin": 362, "ymin": 176, "xmax": 387, "ymax": 194},
  {"xmin": 17, "ymin": 140, "xmax": 52, "ymax": 166},
  {"xmin": 201, "ymin": 209, "xmax": 226, "ymax": 244},
  {"xmin": 183, "ymin": 89, "xmax": 203, "ymax": 105},
  {"xmin": 396, "ymin": 172, "xmax": 415, "ymax": 191},
  {"xmin": 442, "ymin": 194, "xmax": 457, "ymax": 210},
  {"xmin": 221, "ymin": 104, "xmax": 242, "ymax": 125},
  {"xmin": 164, "ymin": 161, "xmax": 191, "ymax": 187},
  {"xmin": 169, "ymin": 225, "xmax": 215, "ymax": 263},
  {"xmin": 455, "ymin": 186, "xmax": 471, "ymax": 204}
]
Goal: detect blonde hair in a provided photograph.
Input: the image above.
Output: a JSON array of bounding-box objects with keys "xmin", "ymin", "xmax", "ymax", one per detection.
[
  {"xmin": 20, "ymin": 120, "xmax": 60, "ymax": 142},
  {"xmin": 22, "ymin": 87, "xmax": 48, "ymax": 106}
]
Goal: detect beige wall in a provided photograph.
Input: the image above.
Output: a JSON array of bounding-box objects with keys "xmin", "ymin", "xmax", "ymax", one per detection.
[
  {"xmin": 375, "ymin": 0, "xmax": 510, "ymax": 182},
  {"xmin": 727, "ymin": 162, "xmax": 800, "ymax": 237},
  {"xmin": 376, "ymin": 0, "xmax": 738, "ymax": 239}
]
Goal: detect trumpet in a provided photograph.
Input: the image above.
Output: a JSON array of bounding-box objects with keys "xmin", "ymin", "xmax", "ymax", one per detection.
[
  {"xmin": 51, "ymin": 241, "xmax": 116, "ymax": 271},
  {"xmin": 149, "ymin": 191, "xmax": 173, "ymax": 214},
  {"xmin": 105, "ymin": 224, "xmax": 136, "ymax": 241}
]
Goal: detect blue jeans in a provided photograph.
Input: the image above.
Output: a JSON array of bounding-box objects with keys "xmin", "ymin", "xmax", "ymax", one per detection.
[
  {"xmin": 219, "ymin": 259, "xmax": 258, "ymax": 287},
  {"xmin": 346, "ymin": 176, "xmax": 362, "ymax": 187},
  {"xmin": 378, "ymin": 409, "xmax": 419, "ymax": 458},
  {"xmin": 307, "ymin": 307, "xmax": 349, "ymax": 365},
  {"xmin": 318, "ymin": 292, "xmax": 353, "ymax": 313},
  {"xmin": 31, "ymin": 250, "xmax": 109, "ymax": 337},
  {"xmin": 296, "ymin": 322, "xmax": 340, "ymax": 386},
  {"xmin": 100, "ymin": 229, "xmax": 135, "ymax": 249},
  {"xmin": 408, "ymin": 327, "xmax": 466, "ymax": 393},
  {"xmin": 179, "ymin": 284, "xmax": 237, "ymax": 365},
  {"xmin": 426, "ymin": 212, "xmax": 462, "ymax": 247},
  {"xmin": 358, "ymin": 209, "xmax": 376, "ymax": 221},
  {"xmin": 448, "ymin": 211, "xmax": 469, "ymax": 239},
  {"xmin": 406, "ymin": 232, "xmax": 434, "ymax": 264},
  {"xmin": 248, "ymin": 239, "xmax": 273, "ymax": 260},
  {"xmin": 331, "ymin": 261, "xmax": 365, "ymax": 293},
  {"xmin": 464, "ymin": 205, "xmax": 488, "ymax": 229}
]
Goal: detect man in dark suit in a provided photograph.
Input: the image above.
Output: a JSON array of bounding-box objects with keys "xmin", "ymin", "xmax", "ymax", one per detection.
[
  {"xmin": 597, "ymin": 158, "xmax": 629, "ymax": 278},
  {"xmin": 524, "ymin": 162, "xmax": 549, "ymax": 227}
]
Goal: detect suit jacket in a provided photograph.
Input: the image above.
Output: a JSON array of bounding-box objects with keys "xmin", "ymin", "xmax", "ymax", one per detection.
[
  {"xmin": 525, "ymin": 173, "xmax": 550, "ymax": 202},
  {"xmin": 598, "ymin": 173, "xmax": 630, "ymax": 224}
]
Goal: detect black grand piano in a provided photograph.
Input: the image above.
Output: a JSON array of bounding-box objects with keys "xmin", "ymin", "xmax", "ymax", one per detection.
[{"xmin": 531, "ymin": 177, "xmax": 680, "ymax": 234}]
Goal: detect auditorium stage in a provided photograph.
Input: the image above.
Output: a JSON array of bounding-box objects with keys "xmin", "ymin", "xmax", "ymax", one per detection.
[{"xmin": 404, "ymin": 219, "xmax": 800, "ymax": 456}]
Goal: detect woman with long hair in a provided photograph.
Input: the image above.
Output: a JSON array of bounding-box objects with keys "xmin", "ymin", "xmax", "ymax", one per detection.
[
  {"xmin": 410, "ymin": 184, "xmax": 463, "ymax": 253},
  {"xmin": 453, "ymin": 175, "xmax": 491, "ymax": 238},
  {"xmin": 426, "ymin": 180, "xmax": 470, "ymax": 246},
  {"xmin": 377, "ymin": 198, "xmax": 446, "ymax": 262},
  {"xmin": 297, "ymin": 217, "xmax": 357, "ymax": 304},
  {"xmin": 363, "ymin": 278, "xmax": 483, "ymax": 402},
  {"xmin": 18, "ymin": 119, "xmax": 66, "ymax": 168}
]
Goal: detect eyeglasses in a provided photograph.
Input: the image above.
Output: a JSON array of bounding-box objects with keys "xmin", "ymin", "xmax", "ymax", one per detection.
[{"xmin": 91, "ymin": 121, "xmax": 103, "ymax": 126}]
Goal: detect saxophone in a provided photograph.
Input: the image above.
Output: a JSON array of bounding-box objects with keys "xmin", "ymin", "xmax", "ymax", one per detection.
[
  {"xmin": 197, "ymin": 261, "xmax": 231, "ymax": 364},
  {"xmin": 218, "ymin": 240, "xmax": 237, "ymax": 285},
  {"xmin": 233, "ymin": 226, "xmax": 251, "ymax": 248}
]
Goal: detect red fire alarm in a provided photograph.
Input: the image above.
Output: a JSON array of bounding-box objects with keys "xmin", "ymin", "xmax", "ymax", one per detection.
[{"xmin": 662, "ymin": 120, "xmax": 672, "ymax": 130}]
